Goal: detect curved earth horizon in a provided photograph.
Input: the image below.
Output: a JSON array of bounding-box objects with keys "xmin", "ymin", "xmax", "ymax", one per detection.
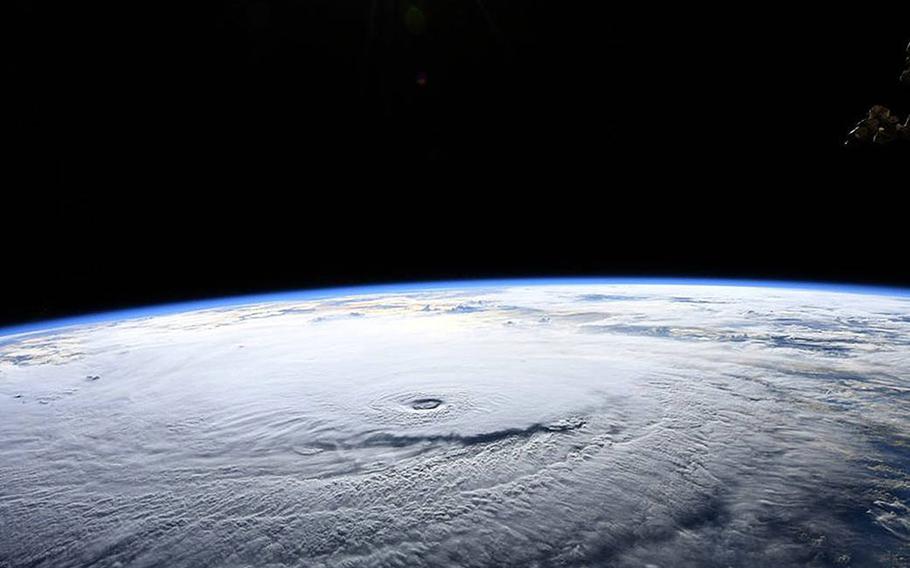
[{"xmin": 1, "ymin": 280, "xmax": 908, "ymax": 567}]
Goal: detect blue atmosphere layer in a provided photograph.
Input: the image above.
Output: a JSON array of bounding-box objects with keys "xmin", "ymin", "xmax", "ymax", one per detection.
[{"xmin": 2, "ymin": 277, "xmax": 909, "ymax": 338}]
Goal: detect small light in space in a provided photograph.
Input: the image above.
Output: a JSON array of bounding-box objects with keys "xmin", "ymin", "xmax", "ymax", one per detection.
[{"xmin": 404, "ymin": 5, "xmax": 427, "ymax": 35}]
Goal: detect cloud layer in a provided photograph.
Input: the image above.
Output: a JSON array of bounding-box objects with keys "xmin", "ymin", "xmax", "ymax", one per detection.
[{"xmin": 1, "ymin": 284, "xmax": 908, "ymax": 567}]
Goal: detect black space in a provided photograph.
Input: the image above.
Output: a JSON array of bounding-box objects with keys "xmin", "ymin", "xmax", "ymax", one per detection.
[{"xmin": 5, "ymin": 2, "xmax": 909, "ymax": 327}]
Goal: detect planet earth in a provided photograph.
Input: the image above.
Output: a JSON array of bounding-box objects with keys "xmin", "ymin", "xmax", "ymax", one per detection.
[{"xmin": 1, "ymin": 280, "xmax": 909, "ymax": 567}]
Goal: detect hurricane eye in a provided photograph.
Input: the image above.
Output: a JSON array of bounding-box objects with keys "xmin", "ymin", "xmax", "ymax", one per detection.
[{"xmin": 410, "ymin": 398, "xmax": 443, "ymax": 410}]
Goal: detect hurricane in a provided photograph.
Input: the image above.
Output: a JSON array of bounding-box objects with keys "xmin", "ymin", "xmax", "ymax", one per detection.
[{"xmin": 1, "ymin": 281, "xmax": 908, "ymax": 567}]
